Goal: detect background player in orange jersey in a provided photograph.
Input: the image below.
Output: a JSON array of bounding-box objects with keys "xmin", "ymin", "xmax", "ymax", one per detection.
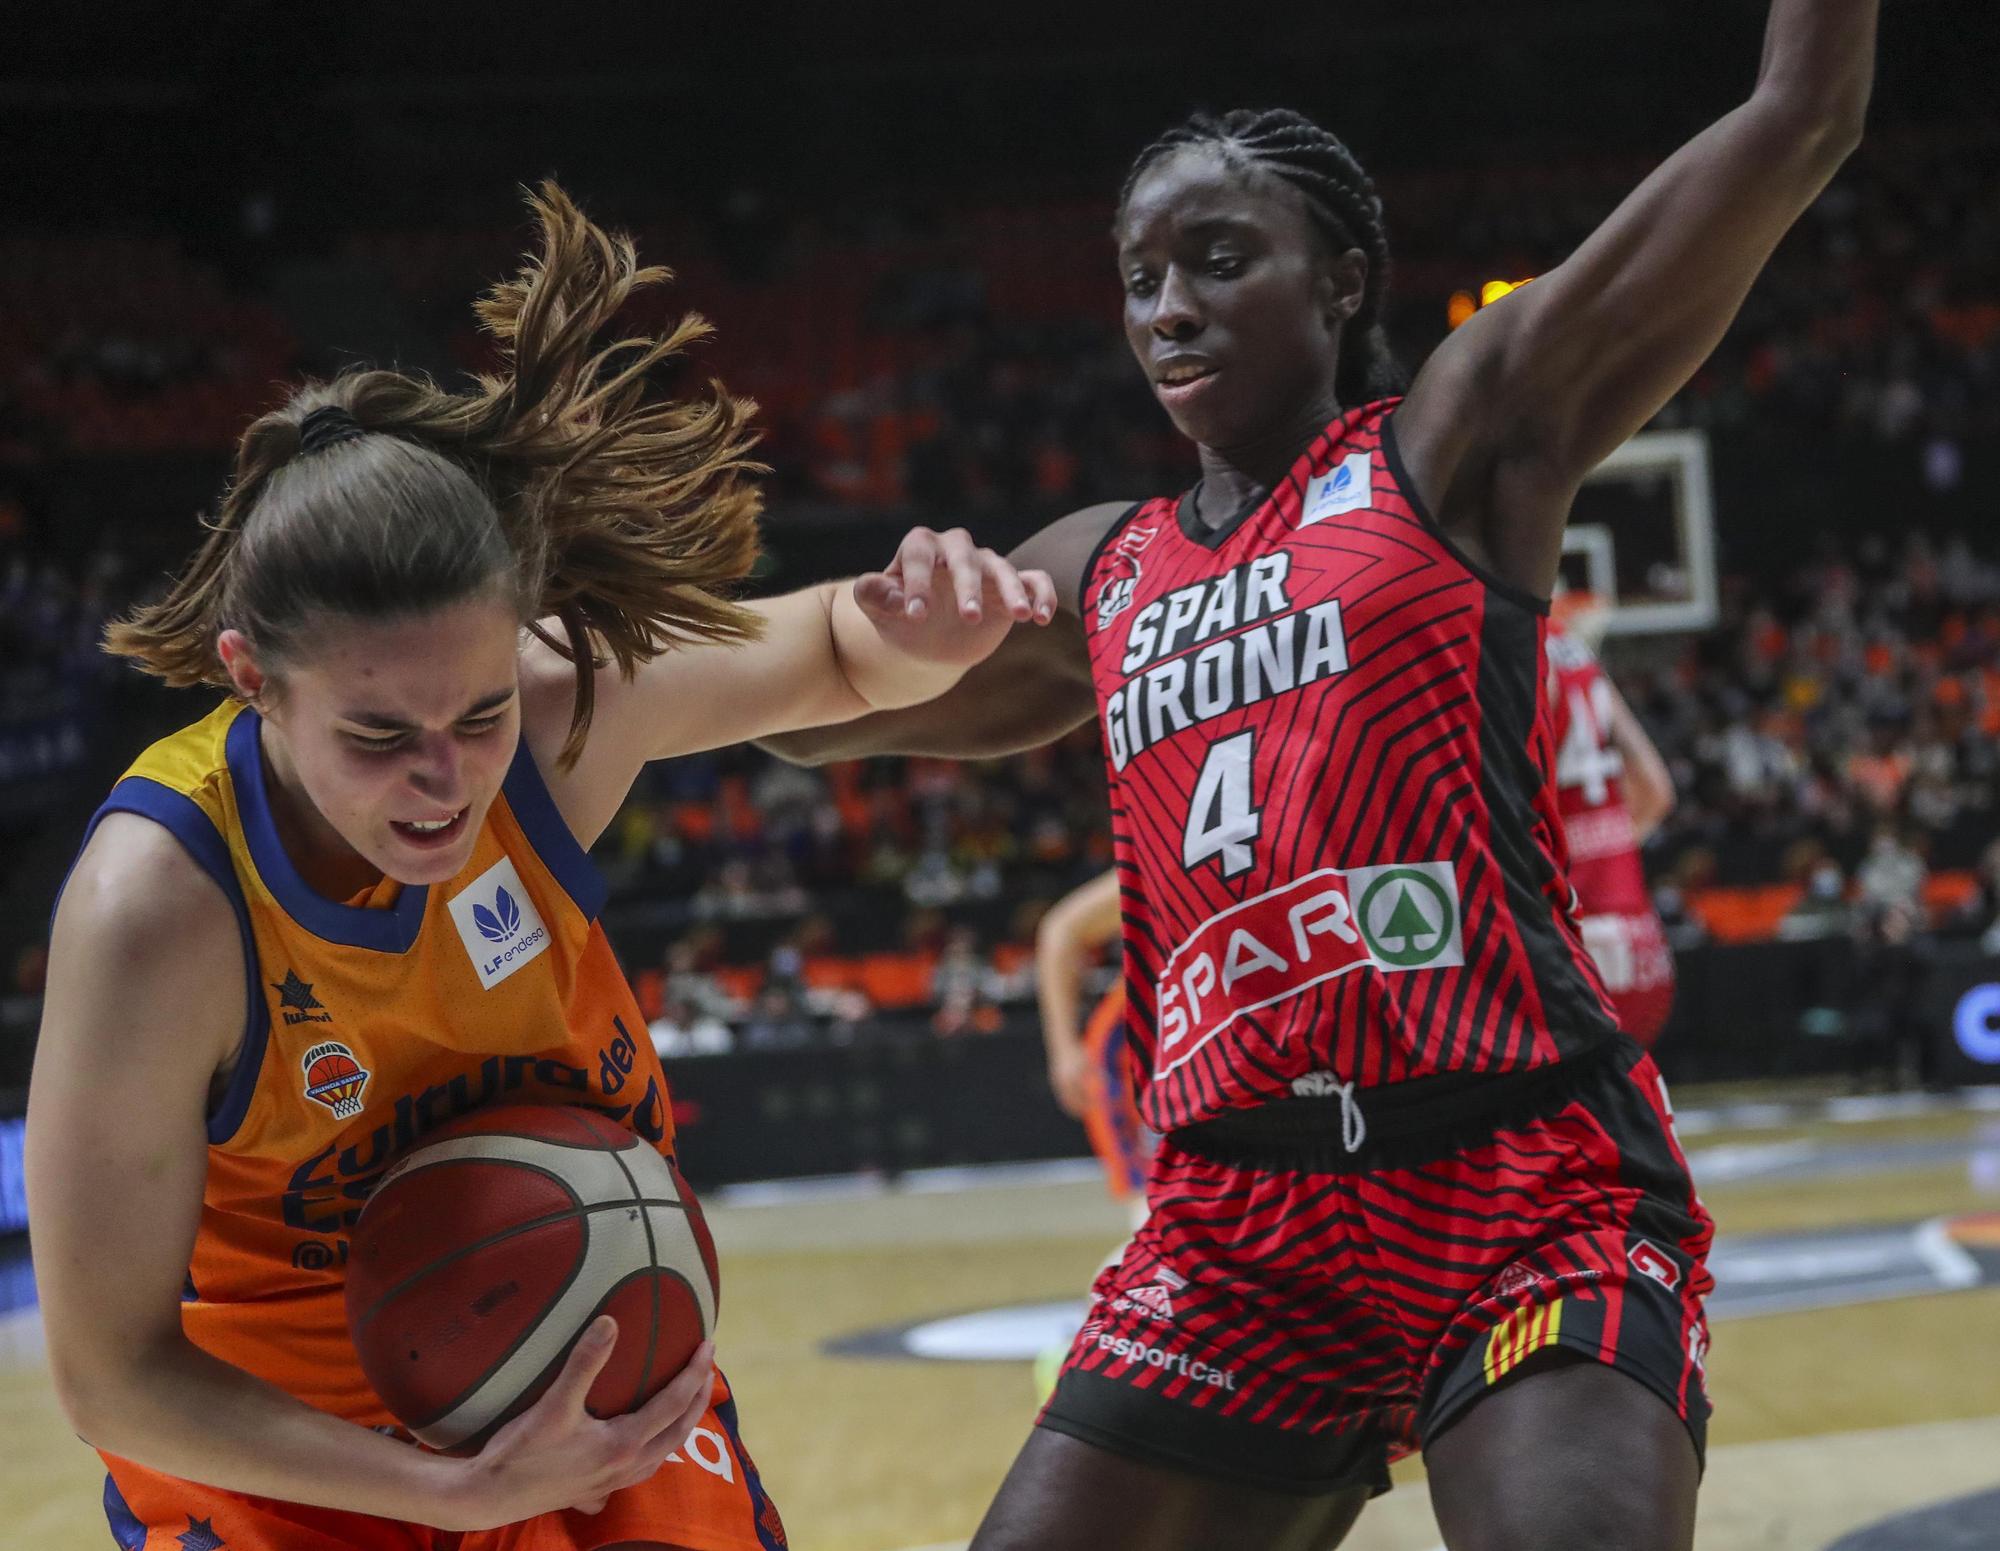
[
  {"xmin": 1037, "ymin": 868, "xmax": 1154, "ymax": 1213},
  {"xmin": 1547, "ymin": 593, "xmax": 1680, "ymax": 1045},
  {"xmin": 1033, "ymin": 869, "xmax": 1156, "ymax": 1404},
  {"xmin": 763, "ymin": 4, "xmax": 1878, "ymax": 1547},
  {"xmin": 23, "ymin": 183, "xmax": 1055, "ymax": 1551}
]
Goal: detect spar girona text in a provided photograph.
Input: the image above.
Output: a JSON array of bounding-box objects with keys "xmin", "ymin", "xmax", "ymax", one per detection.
[{"xmin": 1105, "ymin": 552, "xmax": 1350, "ymax": 770}]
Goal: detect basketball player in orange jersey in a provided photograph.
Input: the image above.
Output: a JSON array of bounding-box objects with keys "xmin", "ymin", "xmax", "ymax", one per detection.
[
  {"xmin": 762, "ymin": 4, "xmax": 1877, "ymax": 1546},
  {"xmin": 23, "ymin": 184, "xmax": 1056, "ymax": 1551},
  {"xmin": 1037, "ymin": 869, "xmax": 1153, "ymax": 1212},
  {"xmin": 1547, "ymin": 596, "xmax": 1679, "ymax": 1045},
  {"xmin": 1033, "ymin": 869, "xmax": 1155, "ymax": 1404}
]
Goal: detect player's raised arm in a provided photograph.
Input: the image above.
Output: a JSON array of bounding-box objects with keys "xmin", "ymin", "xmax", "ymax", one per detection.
[
  {"xmin": 753, "ymin": 499, "xmax": 1128, "ymax": 766},
  {"xmin": 525, "ymin": 520, "xmax": 1080, "ymax": 843},
  {"xmin": 1605, "ymin": 682, "xmax": 1675, "ymax": 843},
  {"xmin": 1394, "ymin": 0, "xmax": 1878, "ymax": 598}
]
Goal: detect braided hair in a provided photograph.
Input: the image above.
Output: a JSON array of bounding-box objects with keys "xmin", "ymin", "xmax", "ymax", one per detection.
[{"xmin": 1119, "ymin": 108, "xmax": 1406, "ymax": 408}]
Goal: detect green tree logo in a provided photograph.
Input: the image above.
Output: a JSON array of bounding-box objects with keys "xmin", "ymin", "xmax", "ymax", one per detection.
[{"xmin": 1358, "ymin": 868, "xmax": 1457, "ymax": 968}]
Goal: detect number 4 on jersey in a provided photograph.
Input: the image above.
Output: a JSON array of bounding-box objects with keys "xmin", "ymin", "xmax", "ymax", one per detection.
[
  {"xmin": 1184, "ymin": 731, "xmax": 1262, "ymax": 878},
  {"xmin": 1556, "ymin": 679, "xmax": 1624, "ymax": 806}
]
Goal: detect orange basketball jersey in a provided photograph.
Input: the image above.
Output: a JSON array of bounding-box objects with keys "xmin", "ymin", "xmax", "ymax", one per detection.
[
  {"xmin": 1079, "ymin": 983, "xmax": 1154, "ymax": 1201},
  {"xmin": 83, "ymin": 699, "xmax": 672, "ymax": 1425}
]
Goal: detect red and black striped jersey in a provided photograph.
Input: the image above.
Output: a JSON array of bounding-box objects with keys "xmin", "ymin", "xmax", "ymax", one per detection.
[
  {"xmin": 1545, "ymin": 621, "xmax": 1653, "ymax": 919},
  {"xmin": 1081, "ymin": 400, "xmax": 1618, "ymax": 1132}
]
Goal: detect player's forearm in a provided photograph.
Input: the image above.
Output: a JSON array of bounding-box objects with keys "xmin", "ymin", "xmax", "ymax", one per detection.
[
  {"xmin": 824, "ymin": 582, "xmax": 965, "ymax": 713},
  {"xmin": 759, "ymin": 618, "xmax": 1098, "ymax": 765},
  {"xmin": 1036, "ymin": 941, "xmax": 1089, "ymax": 1063},
  {"xmin": 59, "ymin": 1336, "xmax": 474, "ymax": 1529},
  {"xmin": 1626, "ymin": 781, "xmax": 1672, "ymax": 845},
  {"xmin": 1755, "ymin": 0, "xmax": 1877, "ymax": 138},
  {"xmin": 1608, "ymin": 697, "xmax": 1674, "ymax": 844}
]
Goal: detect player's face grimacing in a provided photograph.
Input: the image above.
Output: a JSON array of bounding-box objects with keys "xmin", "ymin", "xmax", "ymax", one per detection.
[
  {"xmin": 226, "ymin": 592, "xmax": 525, "ymax": 888},
  {"xmin": 1116, "ymin": 146, "xmax": 1359, "ymax": 452}
]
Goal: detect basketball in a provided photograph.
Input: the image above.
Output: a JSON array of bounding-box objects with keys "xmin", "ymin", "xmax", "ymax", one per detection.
[{"xmin": 344, "ymin": 1105, "xmax": 718, "ymax": 1453}]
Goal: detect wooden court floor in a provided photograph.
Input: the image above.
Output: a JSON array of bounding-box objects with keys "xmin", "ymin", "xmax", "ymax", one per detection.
[{"xmin": 6, "ymin": 1097, "xmax": 1999, "ymax": 1551}]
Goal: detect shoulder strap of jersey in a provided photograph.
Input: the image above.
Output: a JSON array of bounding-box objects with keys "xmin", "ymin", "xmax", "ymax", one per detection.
[
  {"xmin": 72, "ymin": 778, "xmax": 270, "ymax": 1144},
  {"xmin": 497, "ymin": 734, "xmax": 609, "ymax": 921}
]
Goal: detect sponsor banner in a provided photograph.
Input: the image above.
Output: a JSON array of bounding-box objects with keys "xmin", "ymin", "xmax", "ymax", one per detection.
[{"xmin": 1157, "ymin": 861, "xmax": 1463, "ymax": 1073}]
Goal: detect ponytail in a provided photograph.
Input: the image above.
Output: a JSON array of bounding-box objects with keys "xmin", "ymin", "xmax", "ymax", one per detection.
[{"xmin": 107, "ymin": 181, "xmax": 766, "ymax": 765}]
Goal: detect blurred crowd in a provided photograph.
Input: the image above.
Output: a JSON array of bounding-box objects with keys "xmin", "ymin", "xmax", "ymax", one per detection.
[
  {"xmin": 2, "ymin": 127, "xmax": 1993, "ymax": 508},
  {"xmin": 0, "ymin": 517, "xmax": 131, "ymax": 806},
  {"xmin": 594, "ymin": 728, "xmax": 1114, "ymax": 1058},
  {"xmin": 0, "ymin": 534, "xmax": 126, "ymax": 710},
  {"xmin": 2, "ymin": 123, "xmax": 1996, "ymax": 1057},
  {"xmin": 1633, "ymin": 530, "xmax": 2000, "ymax": 943}
]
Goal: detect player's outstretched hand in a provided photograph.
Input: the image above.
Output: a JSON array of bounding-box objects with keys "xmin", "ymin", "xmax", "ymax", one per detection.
[
  {"xmin": 453, "ymin": 1316, "xmax": 717, "ymax": 1529},
  {"xmin": 852, "ymin": 524, "xmax": 1057, "ymax": 672}
]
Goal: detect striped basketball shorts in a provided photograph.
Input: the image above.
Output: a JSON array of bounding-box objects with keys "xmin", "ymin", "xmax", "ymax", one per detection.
[{"xmin": 1039, "ymin": 1036, "xmax": 1713, "ymax": 1497}]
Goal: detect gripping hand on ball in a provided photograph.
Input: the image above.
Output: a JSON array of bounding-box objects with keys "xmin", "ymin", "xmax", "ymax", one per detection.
[{"xmin": 457, "ymin": 1317, "xmax": 717, "ymax": 1527}]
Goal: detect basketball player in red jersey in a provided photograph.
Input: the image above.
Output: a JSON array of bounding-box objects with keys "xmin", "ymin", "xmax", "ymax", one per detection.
[
  {"xmin": 1547, "ymin": 599, "xmax": 1678, "ymax": 1045},
  {"xmin": 23, "ymin": 185, "xmax": 1054, "ymax": 1551},
  {"xmin": 762, "ymin": 4, "xmax": 1877, "ymax": 1546}
]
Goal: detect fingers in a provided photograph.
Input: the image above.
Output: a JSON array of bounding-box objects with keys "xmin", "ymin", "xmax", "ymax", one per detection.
[
  {"xmin": 969, "ymin": 549, "xmax": 1058, "ymax": 626},
  {"xmin": 880, "ymin": 529, "xmax": 1057, "ymax": 629},
  {"xmin": 897, "ymin": 529, "xmax": 939, "ymax": 620},
  {"xmin": 1032, "ymin": 567, "xmax": 1064, "ymax": 619},
  {"xmin": 627, "ymin": 1340, "xmax": 717, "ymax": 1446},
  {"xmin": 986, "ymin": 551, "xmax": 1033, "ymax": 621},
  {"xmin": 852, "ymin": 571, "xmax": 904, "ymax": 620},
  {"xmin": 549, "ymin": 1316, "xmax": 618, "ymax": 1414},
  {"xmin": 572, "ymin": 1341, "xmax": 717, "ymax": 1515},
  {"xmin": 1023, "ymin": 567, "xmax": 1058, "ymax": 623},
  {"xmin": 641, "ymin": 1357, "xmax": 719, "ymax": 1459},
  {"xmin": 934, "ymin": 528, "xmax": 985, "ymax": 621}
]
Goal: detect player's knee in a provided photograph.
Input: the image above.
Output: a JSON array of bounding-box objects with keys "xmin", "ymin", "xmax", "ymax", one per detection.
[{"xmin": 1465, "ymin": 1481, "xmax": 1690, "ymax": 1551}]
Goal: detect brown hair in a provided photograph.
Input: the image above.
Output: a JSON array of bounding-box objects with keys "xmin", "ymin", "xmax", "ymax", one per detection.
[{"xmin": 106, "ymin": 181, "xmax": 765, "ymax": 765}]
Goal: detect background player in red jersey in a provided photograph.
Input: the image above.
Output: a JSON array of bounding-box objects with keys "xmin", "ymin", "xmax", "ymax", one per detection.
[
  {"xmin": 1547, "ymin": 594, "xmax": 1679, "ymax": 1044},
  {"xmin": 764, "ymin": 4, "xmax": 1878, "ymax": 1547}
]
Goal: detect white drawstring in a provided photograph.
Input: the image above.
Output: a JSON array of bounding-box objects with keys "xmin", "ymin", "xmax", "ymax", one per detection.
[
  {"xmin": 1333, "ymin": 1078, "xmax": 1368, "ymax": 1154},
  {"xmin": 1289, "ymin": 1070, "xmax": 1370, "ymax": 1152}
]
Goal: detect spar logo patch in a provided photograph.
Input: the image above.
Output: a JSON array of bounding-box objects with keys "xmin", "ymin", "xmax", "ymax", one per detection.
[
  {"xmin": 1354, "ymin": 864, "xmax": 1462, "ymax": 969},
  {"xmin": 1155, "ymin": 860, "xmax": 1465, "ymax": 1075},
  {"xmin": 300, "ymin": 1041, "xmax": 370, "ymax": 1120}
]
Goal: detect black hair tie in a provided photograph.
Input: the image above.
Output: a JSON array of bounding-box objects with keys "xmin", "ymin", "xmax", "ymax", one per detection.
[{"xmin": 297, "ymin": 405, "xmax": 367, "ymax": 456}]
